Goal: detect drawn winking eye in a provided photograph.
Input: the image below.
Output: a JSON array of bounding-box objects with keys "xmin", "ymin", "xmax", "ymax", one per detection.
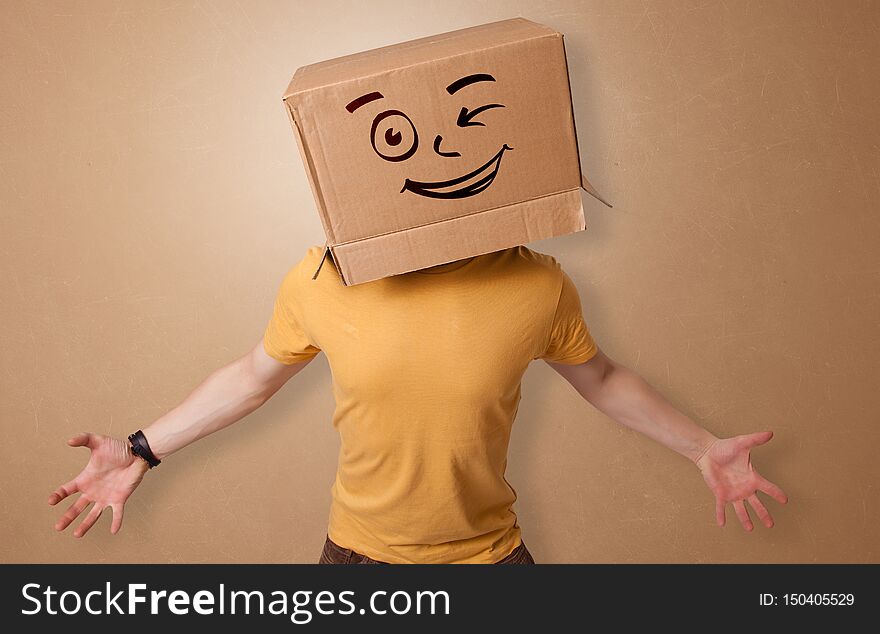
[{"xmin": 456, "ymin": 103, "xmax": 505, "ymax": 127}]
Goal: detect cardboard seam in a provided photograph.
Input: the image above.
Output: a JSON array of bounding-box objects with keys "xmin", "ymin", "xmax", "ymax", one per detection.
[{"xmin": 332, "ymin": 186, "xmax": 582, "ymax": 247}]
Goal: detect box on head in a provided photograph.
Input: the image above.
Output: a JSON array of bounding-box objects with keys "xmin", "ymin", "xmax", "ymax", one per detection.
[{"xmin": 282, "ymin": 17, "xmax": 611, "ymax": 286}]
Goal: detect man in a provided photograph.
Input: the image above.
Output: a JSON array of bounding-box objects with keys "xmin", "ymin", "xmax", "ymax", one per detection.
[{"xmin": 48, "ymin": 244, "xmax": 788, "ymax": 564}]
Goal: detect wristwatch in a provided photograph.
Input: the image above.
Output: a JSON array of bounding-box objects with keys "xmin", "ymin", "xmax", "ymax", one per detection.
[{"xmin": 128, "ymin": 430, "xmax": 161, "ymax": 468}]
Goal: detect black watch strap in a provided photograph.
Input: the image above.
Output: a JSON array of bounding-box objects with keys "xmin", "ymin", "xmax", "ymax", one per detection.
[{"xmin": 128, "ymin": 430, "xmax": 161, "ymax": 468}]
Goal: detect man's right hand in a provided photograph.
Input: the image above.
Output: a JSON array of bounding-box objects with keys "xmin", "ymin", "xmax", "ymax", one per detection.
[{"xmin": 48, "ymin": 432, "xmax": 150, "ymax": 538}]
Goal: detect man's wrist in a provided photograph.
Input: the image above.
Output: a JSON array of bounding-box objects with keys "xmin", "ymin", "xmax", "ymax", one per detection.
[
  {"xmin": 133, "ymin": 456, "xmax": 151, "ymax": 474},
  {"xmin": 691, "ymin": 434, "xmax": 720, "ymax": 467},
  {"xmin": 128, "ymin": 429, "xmax": 162, "ymax": 468},
  {"xmin": 139, "ymin": 428, "xmax": 171, "ymax": 461}
]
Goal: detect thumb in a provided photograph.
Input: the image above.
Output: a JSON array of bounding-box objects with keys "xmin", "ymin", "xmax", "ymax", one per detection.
[
  {"xmin": 739, "ymin": 430, "xmax": 773, "ymax": 450},
  {"xmin": 68, "ymin": 432, "xmax": 97, "ymax": 449}
]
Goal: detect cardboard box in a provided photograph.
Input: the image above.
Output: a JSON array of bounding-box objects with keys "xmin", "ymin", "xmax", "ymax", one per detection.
[{"xmin": 282, "ymin": 17, "xmax": 611, "ymax": 286}]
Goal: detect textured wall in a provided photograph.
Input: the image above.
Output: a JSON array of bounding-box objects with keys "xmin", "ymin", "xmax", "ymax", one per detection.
[{"xmin": 2, "ymin": 0, "xmax": 877, "ymax": 563}]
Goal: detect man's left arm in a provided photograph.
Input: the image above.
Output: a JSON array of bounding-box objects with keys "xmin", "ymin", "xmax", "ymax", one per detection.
[{"xmin": 546, "ymin": 348, "xmax": 789, "ymax": 531}]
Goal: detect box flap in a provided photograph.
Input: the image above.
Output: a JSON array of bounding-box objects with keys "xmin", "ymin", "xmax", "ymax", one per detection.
[
  {"xmin": 315, "ymin": 188, "xmax": 586, "ymax": 286},
  {"xmin": 558, "ymin": 33, "xmax": 612, "ymax": 209},
  {"xmin": 581, "ymin": 172, "xmax": 612, "ymax": 208}
]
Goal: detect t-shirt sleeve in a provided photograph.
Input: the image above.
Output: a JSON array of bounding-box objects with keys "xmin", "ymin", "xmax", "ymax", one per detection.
[
  {"xmin": 262, "ymin": 261, "xmax": 322, "ymax": 364},
  {"xmin": 538, "ymin": 269, "xmax": 599, "ymax": 364}
]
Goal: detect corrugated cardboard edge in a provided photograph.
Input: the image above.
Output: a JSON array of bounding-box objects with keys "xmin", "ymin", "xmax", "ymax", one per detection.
[
  {"xmin": 321, "ymin": 188, "xmax": 586, "ymax": 286},
  {"xmin": 559, "ymin": 34, "xmax": 613, "ymax": 209}
]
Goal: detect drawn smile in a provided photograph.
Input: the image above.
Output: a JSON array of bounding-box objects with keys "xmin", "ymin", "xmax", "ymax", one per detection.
[{"xmin": 399, "ymin": 144, "xmax": 514, "ymax": 199}]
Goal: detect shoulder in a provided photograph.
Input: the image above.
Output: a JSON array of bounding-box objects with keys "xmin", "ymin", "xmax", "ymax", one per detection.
[
  {"xmin": 275, "ymin": 244, "xmax": 327, "ymax": 294},
  {"xmin": 299, "ymin": 244, "xmax": 326, "ymax": 267},
  {"xmin": 505, "ymin": 245, "xmax": 564, "ymax": 279},
  {"xmin": 509, "ymin": 246, "xmax": 582, "ymax": 307},
  {"xmin": 289, "ymin": 244, "xmax": 325, "ymax": 277},
  {"xmin": 487, "ymin": 246, "xmax": 567, "ymax": 304}
]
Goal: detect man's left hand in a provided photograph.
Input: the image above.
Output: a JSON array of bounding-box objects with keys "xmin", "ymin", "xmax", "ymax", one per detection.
[{"xmin": 695, "ymin": 431, "xmax": 789, "ymax": 531}]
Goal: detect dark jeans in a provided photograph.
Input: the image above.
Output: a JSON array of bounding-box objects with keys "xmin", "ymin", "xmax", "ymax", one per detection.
[{"xmin": 318, "ymin": 534, "xmax": 536, "ymax": 564}]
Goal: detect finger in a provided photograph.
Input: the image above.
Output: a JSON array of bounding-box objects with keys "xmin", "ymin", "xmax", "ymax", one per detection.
[
  {"xmin": 747, "ymin": 493, "xmax": 774, "ymax": 528},
  {"xmin": 48, "ymin": 479, "xmax": 79, "ymax": 506},
  {"xmin": 56, "ymin": 495, "xmax": 91, "ymax": 532},
  {"xmin": 74, "ymin": 501, "xmax": 106, "ymax": 538},
  {"xmin": 733, "ymin": 499, "xmax": 754, "ymax": 531},
  {"xmin": 738, "ymin": 431, "xmax": 773, "ymax": 450},
  {"xmin": 68, "ymin": 432, "xmax": 98, "ymax": 449},
  {"xmin": 715, "ymin": 497, "xmax": 726, "ymax": 527},
  {"xmin": 756, "ymin": 475, "xmax": 789, "ymax": 505},
  {"xmin": 110, "ymin": 503, "xmax": 125, "ymax": 535}
]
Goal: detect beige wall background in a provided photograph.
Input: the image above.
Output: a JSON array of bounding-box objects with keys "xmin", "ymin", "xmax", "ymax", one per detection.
[{"xmin": 2, "ymin": 0, "xmax": 877, "ymax": 563}]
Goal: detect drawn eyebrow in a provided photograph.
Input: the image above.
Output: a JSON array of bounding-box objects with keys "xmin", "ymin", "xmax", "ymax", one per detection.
[
  {"xmin": 446, "ymin": 73, "xmax": 495, "ymax": 95},
  {"xmin": 346, "ymin": 91, "xmax": 384, "ymax": 113}
]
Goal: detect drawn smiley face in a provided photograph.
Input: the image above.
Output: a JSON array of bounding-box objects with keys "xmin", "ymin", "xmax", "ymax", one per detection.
[{"xmin": 345, "ymin": 73, "xmax": 514, "ymax": 199}]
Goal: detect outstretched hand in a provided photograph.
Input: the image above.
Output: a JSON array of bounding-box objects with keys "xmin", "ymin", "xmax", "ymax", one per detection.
[
  {"xmin": 48, "ymin": 432, "xmax": 150, "ymax": 537},
  {"xmin": 695, "ymin": 431, "xmax": 788, "ymax": 531}
]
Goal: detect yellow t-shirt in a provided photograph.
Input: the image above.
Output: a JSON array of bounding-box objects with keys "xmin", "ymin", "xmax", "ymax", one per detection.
[{"xmin": 263, "ymin": 244, "xmax": 598, "ymax": 563}]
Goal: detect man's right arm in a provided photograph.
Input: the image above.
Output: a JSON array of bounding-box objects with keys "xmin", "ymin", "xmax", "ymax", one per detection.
[
  {"xmin": 141, "ymin": 339, "xmax": 315, "ymax": 460},
  {"xmin": 49, "ymin": 339, "xmax": 316, "ymax": 537}
]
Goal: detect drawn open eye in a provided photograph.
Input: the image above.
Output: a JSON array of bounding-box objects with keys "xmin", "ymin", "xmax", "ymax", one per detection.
[
  {"xmin": 371, "ymin": 109, "xmax": 419, "ymax": 162},
  {"xmin": 457, "ymin": 103, "xmax": 505, "ymax": 128}
]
